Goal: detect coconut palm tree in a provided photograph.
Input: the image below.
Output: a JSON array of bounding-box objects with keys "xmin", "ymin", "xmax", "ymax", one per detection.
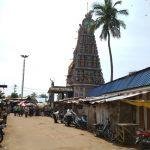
[{"xmin": 93, "ymin": 0, "xmax": 128, "ymax": 81}]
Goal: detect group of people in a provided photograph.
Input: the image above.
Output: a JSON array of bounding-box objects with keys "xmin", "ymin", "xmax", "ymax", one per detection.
[
  {"xmin": 13, "ymin": 105, "xmax": 52, "ymax": 117},
  {"xmin": 0, "ymin": 107, "xmax": 8, "ymax": 125},
  {"xmin": 13, "ymin": 105, "xmax": 34, "ymax": 117},
  {"xmin": 0, "ymin": 100, "xmax": 9, "ymax": 125}
]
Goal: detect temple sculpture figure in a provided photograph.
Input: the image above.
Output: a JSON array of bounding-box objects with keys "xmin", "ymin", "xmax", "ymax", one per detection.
[
  {"xmin": 48, "ymin": 79, "xmax": 54, "ymax": 106},
  {"xmin": 67, "ymin": 11, "xmax": 104, "ymax": 97}
]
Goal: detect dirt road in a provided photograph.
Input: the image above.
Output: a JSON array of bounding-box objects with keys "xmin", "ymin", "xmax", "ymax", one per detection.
[{"xmin": 0, "ymin": 114, "xmax": 136, "ymax": 150}]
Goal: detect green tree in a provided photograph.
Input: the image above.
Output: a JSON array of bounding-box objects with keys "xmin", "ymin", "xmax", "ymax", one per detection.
[
  {"xmin": 10, "ymin": 92, "xmax": 18, "ymax": 98},
  {"xmin": 93, "ymin": 0, "xmax": 128, "ymax": 81},
  {"xmin": 39, "ymin": 94, "xmax": 48, "ymax": 99},
  {"xmin": 27, "ymin": 92, "xmax": 38, "ymax": 103},
  {"xmin": 10, "ymin": 84, "xmax": 19, "ymax": 98},
  {"xmin": 30, "ymin": 92, "xmax": 37, "ymax": 100},
  {"xmin": 0, "ymin": 90, "xmax": 5, "ymax": 99}
]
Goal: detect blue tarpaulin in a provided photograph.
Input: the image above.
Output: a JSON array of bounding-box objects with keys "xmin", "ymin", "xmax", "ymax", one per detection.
[{"xmin": 88, "ymin": 67, "xmax": 150, "ymax": 97}]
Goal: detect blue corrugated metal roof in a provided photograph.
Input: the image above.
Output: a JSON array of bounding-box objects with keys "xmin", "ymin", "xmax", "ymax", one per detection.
[{"xmin": 88, "ymin": 67, "xmax": 150, "ymax": 97}]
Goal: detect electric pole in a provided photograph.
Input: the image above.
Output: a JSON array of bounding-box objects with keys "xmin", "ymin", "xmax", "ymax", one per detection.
[{"xmin": 21, "ymin": 55, "xmax": 29, "ymax": 99}]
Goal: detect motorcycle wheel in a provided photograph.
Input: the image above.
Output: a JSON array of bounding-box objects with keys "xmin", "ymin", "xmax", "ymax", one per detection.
[
  {"xmin": 64, "ymin": 121, "xmax": 70, "ymax": 126},
  {"xmin": 0, "ymin": 133, "xmax": 3, "ymax": 143},
  {"xmin": 64, "ymin": 122, "xmax": 68, "ymax": 126},
  {"xmin": 74, "ymin": 124, "xmax": 78, "ymax": 128},
  {"xmin": 67, "ymin": 122, "xmax": 70, "ymax": 126},
  {"xmin": 93, "ymin": 130, "xmax": 99, "ymax": 137}
]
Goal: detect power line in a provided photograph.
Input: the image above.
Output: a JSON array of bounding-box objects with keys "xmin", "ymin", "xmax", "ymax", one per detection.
[{"xmin": 24, "ymin": 87, "xmax": 48, "ymax": 93}]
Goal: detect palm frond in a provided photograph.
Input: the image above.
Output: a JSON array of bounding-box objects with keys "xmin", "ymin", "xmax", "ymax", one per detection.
[
  {"xmin": 118, "ymin": 20, "xmax": 126, "ymax": 29},
  {"xmin": 95, "ymin": 17, "xmax": 105, "ymax": 29},
  {"xmin": 100, "ymin": 24, "xmax": 108, "ymax": 40},
  {"xmin": 108, "ymin": 19, "xmax": 121, "ymax": 38},
  {"xmin": 92, "ymin": 0, "xmax": 128, "ymax": 39},
  {"xmin": 117, "ymin": 9, "xmax": 129, "ymax": 16},
  {"xmin": 113, "ymin": 1, "xmax": 122, "ymax": 7},
  {"xmin": 110, "ymin": 27, "xmax": 121, "ymax": 38},
  {"xmin": 105, "ymin": 0, "xmax": 112, "ymax": 5}
]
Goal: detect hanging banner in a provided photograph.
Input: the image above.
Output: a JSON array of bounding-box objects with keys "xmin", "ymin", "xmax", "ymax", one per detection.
[{"xmin": 123, "ymin": 99, "xmax": 150, "ymax": 108}]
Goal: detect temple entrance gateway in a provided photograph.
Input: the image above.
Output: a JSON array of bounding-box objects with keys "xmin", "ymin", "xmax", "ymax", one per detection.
[{"xmin": 48, "ymin": 86, "xmax": 73, "ymax": 108}]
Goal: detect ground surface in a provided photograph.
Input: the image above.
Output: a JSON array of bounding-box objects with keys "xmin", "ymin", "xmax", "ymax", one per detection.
[{"xmin": 0, "ymin": 114, "xmax": 136, "ymax": 150}]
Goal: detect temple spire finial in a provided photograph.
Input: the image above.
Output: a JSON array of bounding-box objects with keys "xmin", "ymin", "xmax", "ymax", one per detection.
[{"xmin": 87, "ymin": 0, "xmax": 89, "ymax": 13}]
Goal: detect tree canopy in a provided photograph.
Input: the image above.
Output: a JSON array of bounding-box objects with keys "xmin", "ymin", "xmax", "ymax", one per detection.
[{"xmin": 93, "ymin": 0, "xmax": 128, "ymax": 81}]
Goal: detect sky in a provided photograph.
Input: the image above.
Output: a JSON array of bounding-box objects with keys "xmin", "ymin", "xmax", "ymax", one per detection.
[{"xmin": 0, "ymin": 0, "xmax": 150, "ymax": 96}]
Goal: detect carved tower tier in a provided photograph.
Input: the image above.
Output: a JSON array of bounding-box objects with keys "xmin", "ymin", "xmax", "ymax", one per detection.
[{"xmin": 67, "ymin": 11, "xmax": 104, "ymax": 97}]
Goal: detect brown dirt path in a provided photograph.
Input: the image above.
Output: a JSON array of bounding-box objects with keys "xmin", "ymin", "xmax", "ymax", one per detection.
[{"xmin": 0, "ymin": 114, "xmax": 136, "ymax": 150}]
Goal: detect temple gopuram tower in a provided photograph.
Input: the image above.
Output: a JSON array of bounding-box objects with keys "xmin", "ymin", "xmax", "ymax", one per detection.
[{"xmin": 67, "ymin": 11, "xmax": 104, "ymax": 97}]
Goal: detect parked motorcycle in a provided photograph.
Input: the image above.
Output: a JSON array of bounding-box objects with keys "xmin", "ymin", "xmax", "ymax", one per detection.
[
  {"xmin": 136, "ymin": 130, "xmax": 150, "ymax": 150},
  {"xmin": 64, "ymin": 114, "xmax": 75, "ymax": 126},
  {"xmin": 74, "ymin": 115, "xmax": 87, "ymax": 130},
  {"xmin": 92, "ymin": 119, "xmax": 115, "ymax": 142},
  {"xmin": 58, "ymin": 111, "xmax": 65, "ymax": 123},
  {"xmin": 93, "ymin": 122, "xmax": 104, "ymax": 137},
  {"xmin": 63, "ymin": 109, "xmax": 78, "ymax": 126},
  {"xmin": 0, "ymin": 124, "xmax": 6, "ymax": 143}
]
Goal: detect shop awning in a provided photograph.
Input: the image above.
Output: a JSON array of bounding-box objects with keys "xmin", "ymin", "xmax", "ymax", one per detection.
[
  {"xmin": 90, "ymin": 90, "xmax": 149, "ymax": 104},
  {"xmin": 123, "ymin": 100, "xmax": 150, "ymax": 108},
  {"xmin": 91, "ymin": 91, "xmax": 149, "ymax": 103},
  {"xmin": 55, "ymin": 90, "xmax": 150, "ymax": 106}
]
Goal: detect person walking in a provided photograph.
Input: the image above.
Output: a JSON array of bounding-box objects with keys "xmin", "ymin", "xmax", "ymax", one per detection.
[
  {"xmin": 24, "ymin": 107, "xmax": 29, "ymax": 118},
  {"xmin": 53, "ymin": 111, "xmax": 59, "ymax": 123}
]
